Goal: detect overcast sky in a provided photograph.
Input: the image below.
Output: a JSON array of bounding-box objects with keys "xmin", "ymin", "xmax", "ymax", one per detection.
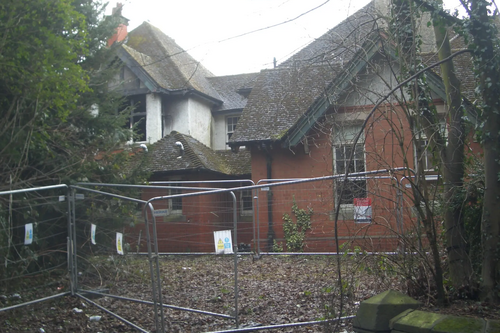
[{"xmin": 107, "ymin": 0, "xmax": 465, "ymax": 76}]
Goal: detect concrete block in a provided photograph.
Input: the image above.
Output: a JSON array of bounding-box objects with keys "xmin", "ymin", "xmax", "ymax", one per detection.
[
  {"xmin": 353, "ymin": 290, "xmax": 422, "ymax": 333},
  {"xmin": 485, "ymin": 319, "xmax": 500, "ymax": 333},
  {"xmin": 390, "ymin": 309, "xmax": 446, "ymax": 333}
]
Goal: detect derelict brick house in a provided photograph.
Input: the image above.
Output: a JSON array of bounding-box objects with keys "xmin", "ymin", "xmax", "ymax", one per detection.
[
  {"xmin": 129, "ymin": 131, "xmax": 253, "ymax": 252},
  {"xmin": 107, "ymin": 13, "xmax": 258, "ymax": 252},
  {"xmin": 228, "ymin": 0, "xmax": 480, "ymax": 252},
  {"xmin": 110, "ymin": 0, "xmax": 480, "ymax": 253}
]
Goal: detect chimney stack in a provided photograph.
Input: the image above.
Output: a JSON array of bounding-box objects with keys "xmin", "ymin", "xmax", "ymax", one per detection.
[{"xmin": 107, "ymin": 3, "xmax": 129, "ymax": 47}]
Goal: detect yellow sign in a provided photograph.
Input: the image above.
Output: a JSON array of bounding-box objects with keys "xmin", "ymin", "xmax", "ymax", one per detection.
[{"xmin": 217, "ymin": 239, "xmax": 224, "ymax": 251}]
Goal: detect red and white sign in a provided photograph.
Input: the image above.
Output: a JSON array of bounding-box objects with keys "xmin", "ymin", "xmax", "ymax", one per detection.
[{"xmin": 354, "ymin": 198, "xmax": 372, "ymax": 223}]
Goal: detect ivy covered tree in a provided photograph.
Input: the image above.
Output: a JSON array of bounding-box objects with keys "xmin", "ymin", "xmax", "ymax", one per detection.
[
  {"xmin": 0, "ymin": 0, "xmax": 147, "ymax": 278},
  {"xmin": 416, "ymin": 0, "xmax": 500, "ymax": 303},
  {"xmin": 0, "ymin": 0, "xmax": 140, "ymax": 190}
]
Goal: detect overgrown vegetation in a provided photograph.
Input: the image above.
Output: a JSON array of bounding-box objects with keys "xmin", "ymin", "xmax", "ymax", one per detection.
[
  {"xmin": 0, "ymin": 0, "xmax": 148, "ymax": 281},
  {"xmin": 273, "ymin": 198, "xmax": 313, "ymax": 252}
]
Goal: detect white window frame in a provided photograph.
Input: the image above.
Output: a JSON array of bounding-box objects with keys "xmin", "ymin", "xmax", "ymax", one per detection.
[
  {"xmin": 417, "ymin": 139, "xmax": 435, "ymax": 171},
  {"xmin": 226, "ymin": 116, "xmax": 239, "ymax": 143},
  {"xmin": 414, "ymin": 120, "xmax": 447, "ymax": 172},
  {"xmin": 332, "ymin": 125, "xmax": 367, "ymax": 212}
]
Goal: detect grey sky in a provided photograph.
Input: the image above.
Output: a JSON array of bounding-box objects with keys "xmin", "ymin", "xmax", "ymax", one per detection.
[{"xmin": 109, "ymin": 0, "xmax": 465, "ymax": 76}]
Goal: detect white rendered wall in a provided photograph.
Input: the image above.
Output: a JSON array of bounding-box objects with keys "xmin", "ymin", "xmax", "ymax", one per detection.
[
  {"xmin": 146, "ymin": 93, "xmax": 162, "ymax": 143},
  {"xmin": 341, "ymin": 60, "xmax": 402, "ymax": 107},
  {"xmin": 187, "ymin": 98, "xmax": 212, "ymax": 148},
  {"xmin": 212, "ymin": 113, "xmax": 227, "ymax": 150},
  {"xmin": 167, "ymin": 98, "xmax": 190, "ymax": 137}
]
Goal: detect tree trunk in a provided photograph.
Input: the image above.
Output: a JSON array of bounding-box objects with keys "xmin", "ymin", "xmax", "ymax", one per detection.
[
  {"xmin": 468, "ymin": 0, "xmax": 500, "ymax": 302},
  {"xmin": 432, "ymin": 4, "xmax": 473, "ymax": 288}
]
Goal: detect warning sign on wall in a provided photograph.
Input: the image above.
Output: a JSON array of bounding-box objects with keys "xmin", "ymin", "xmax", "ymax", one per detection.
[
  {"xmin": 354, "ymin": 198, "xmax": 372, "ymax": 223},
  {"xmin": 213, "ymin": 230, "xmax": 233, "ymax": 254}
]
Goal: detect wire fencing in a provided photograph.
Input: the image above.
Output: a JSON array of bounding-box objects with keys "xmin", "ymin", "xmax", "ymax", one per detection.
[
  {"xmin": 0, "ymin": 170, "xmax": 424, "ymax": 332},
  {"xmin": 0, "ymin": 185, "xmax": 71, "ymax": 313}
]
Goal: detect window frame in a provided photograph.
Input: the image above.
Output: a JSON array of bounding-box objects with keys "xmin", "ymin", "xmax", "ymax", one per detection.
[
  {"xmin": 414, "ymin": 119, "xmax": 447, "ymax": 172},
  {"xmin": 417, "ymin": 139, "xmax": 435, "ymax": 171},
  {"xmin": 226, "ymin": 116, "xmax": 239, "ymax": 143},
  {"xmin": 240, "ymin": 189, "xmax": 253, "ymax": 216},
  {"xmin": 168, "ymin": 184, "xmax": 183, "ymax": 216},
  {"xmin": 332, "ymin": 125, "xmax": 367, "ymax": 209},
  {"xmin": 126, "ymin": 95, "xmax": 147, "ymax": 142}
]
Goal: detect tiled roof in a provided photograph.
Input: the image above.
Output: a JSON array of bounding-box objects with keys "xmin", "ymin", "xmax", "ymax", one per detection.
[
  {"xmin": 207, "ymin": 73, "xmax": 259, "ymax": 112},
  {"xmin": 143, "ymin": 131, "xmax": 250, "ymax": 176},
  {"xmin": 123, "ymin": 22, "xmax": 221, "ymax": 100},
  {"xmin": 280, "ymin": 1, "xmax": 379, "ymax": 67},
  {"xmin": 231, "ymin": 0, "xmax": 478, "ymax": 146},
  {"xmin": 229, "ymin": 65, "xmax": 339, "ymax": 143},
  {"xmin": 228, "ymin": 2, "xmax": 380, "ymax": 145}
]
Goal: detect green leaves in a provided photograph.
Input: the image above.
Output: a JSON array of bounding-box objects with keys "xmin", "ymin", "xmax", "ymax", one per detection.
[
  {"xmin": 0, "ymin": 0, "xmax": 146, "ymax": 188},
  {"xmin": 279, "ymin": 198, "xmax": 313, "ymax": 252}
]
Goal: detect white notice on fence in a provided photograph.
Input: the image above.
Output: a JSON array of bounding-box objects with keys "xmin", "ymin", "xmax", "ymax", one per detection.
[
  {"xmin": 116, "ymin": 232, "xmax": 124, "ymax": 255},
  {"xmin": 153, "ymin": 209, "xmax": 169, "ymax": 217},
  {"xmin": 213, "ymin": 230, "xmax": 233, "ymax": 254},
  {"xmin": 91, "ymin": 224, "xmax": 96, "ymax": 245},
  {"xmin": 24, "ymin": 223, "xmax": 33, "ymax": 245},
  {"xmin": 354, "ymin": 198, "xmax": 372, "ymax": 223}
]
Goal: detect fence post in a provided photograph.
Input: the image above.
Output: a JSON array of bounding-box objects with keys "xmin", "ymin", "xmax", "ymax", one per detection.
[{"xmin": 67, "ymin": 187, "xmax": 78, "ymax": 295}]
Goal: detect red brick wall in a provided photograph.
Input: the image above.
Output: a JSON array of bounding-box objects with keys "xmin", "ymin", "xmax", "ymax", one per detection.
[
  {"xmin": 250, "ymin": 105, "xmax": 420, "ymax": 252},
  {"xmin": 125, "ymin": 105, "xmax": 482, "ymax": 254},
  {"xmin": 126, "ymin": 176, "xmax": 254, "ymax": 253}
]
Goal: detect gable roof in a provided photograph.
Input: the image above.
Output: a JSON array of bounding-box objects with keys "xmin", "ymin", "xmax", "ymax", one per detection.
[
  {"xmin": 280, "ymin": 1, "xmax": 380, "ymax": 67},
  {"xmin": 119, "ymin": 22, "xmax": 222, "ymax": 102},
  {"xmin": 228, "ymin": 1, "xmax": 384, "ymax": 147},
  {"xmin": 207, "ymin": 73, "xmax": 259, "ymax": 112},
  {"xmin": 143, "ymin": 131, "xmax": 251, "ymax": 177},
  {"xmin": 230, "ymin": 0, "xmax": 477, "ymax": 149},
  {"xmin": 228, "ymin": 65, "xmax": 339, "ymax": 145}
]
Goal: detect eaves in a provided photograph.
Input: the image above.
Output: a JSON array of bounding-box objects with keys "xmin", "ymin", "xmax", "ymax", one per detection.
[
  {"xmin": 281, "ymin": 32, "xmax": 479, "ymax": 148},
  {"xmin": 212, "ymin": 108, "xmax": 243, "ymax": 116},
  {"xmin": 282, "ymin": 33, "xmax": 383, "ymax": 148},
  {"xmin": 117, "ymin": 47, "xmax": 223, "ymax": 108},
  {"xmin": 150, "ymin": 168, "xmax": 251, "ymax": 179}
]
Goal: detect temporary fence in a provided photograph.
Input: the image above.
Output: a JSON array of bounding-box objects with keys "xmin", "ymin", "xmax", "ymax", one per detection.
[
  {"xmin": 0, "ymin": 184, "xmax": 71, "ymax": 312},
  {"xmin": 0, "ymin": 168, "xmax": 426, "ymax": 332},
  {"xmin": 72, "ymin": 182, "xmax": 247, "ymax": 332}
]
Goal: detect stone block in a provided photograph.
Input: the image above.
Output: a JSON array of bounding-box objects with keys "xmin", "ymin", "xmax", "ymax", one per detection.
[
  {"xmin": 432, "ymin": 316, "xmax": 485, "ymax": 333},
  {"xmin": 486, "ymin": 319, "xmax": 500, "ymax": 333},
  {"xmin": 353, "ymin": 290, "xmax": 422, "ymax": 333},
  {"xmin": 390, "ymin": 309, "xmax": 445, "ymax": 333}
]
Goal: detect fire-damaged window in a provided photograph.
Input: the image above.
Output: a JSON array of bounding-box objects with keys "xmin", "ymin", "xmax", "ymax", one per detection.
[
  {"xmin": 333, "ymin": 125, "xmax": 367, "ymax": 208},
  {"xmin": 125, "ymin": 95, "xmax": 147, "ymax": 142},
  {"xmin": 334, "ymin": 144, "xmax": 367, "ymax": 204}
]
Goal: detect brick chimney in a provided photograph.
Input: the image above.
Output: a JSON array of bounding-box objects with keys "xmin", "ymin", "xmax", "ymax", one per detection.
[{"xmin": 107, "ymin": 3, "xmax": 129, "ymax": 47}]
